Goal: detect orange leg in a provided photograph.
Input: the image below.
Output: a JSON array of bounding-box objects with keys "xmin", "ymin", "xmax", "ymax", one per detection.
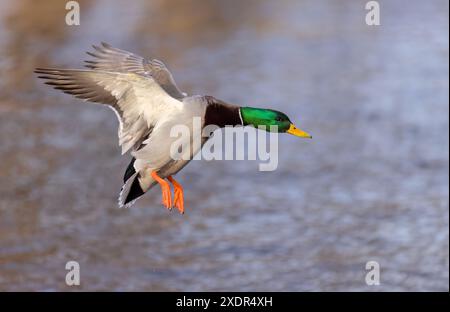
[
  {"xmin": 168, "ymin": 176, "xmax": 184, "ymax": 214},
  {"xmin": 151, "ymin": 171, "xmax": 172, "ymax": 210}
]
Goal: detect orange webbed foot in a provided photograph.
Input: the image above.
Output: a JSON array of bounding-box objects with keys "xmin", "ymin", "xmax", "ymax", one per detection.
[
  {"xmin": 151, "ymin": 171, "xmax": 172, "ymax": 210},
  {"xmin": 168, "ymin": 176, "xmax": 184, "ymax": 214}
]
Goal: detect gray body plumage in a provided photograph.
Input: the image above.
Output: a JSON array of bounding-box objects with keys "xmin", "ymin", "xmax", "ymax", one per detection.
[{"xmin": 35, "ymin": 43, "xmax": 210, "ymax": 207}]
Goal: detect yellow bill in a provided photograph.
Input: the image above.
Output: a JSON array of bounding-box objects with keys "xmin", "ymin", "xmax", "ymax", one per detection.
[{"xmin": 287, "ymin": 124, "xmax": 312, "ymax": 138}]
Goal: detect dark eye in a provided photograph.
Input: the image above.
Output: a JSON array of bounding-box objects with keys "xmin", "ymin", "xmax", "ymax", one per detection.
[{"xmin": 275, "ymin": 117, "xmax": 283, "ymax": 122}]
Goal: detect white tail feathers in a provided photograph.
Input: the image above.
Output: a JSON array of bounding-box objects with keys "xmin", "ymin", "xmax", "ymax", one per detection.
[{"xmin": 118, "ymin": 172, "xmax": 140, "ymax": 208}]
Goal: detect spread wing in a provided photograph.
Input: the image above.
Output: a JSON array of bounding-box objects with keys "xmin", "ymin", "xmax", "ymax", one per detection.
[
  {"xmin": 35, "ymin": 68, "xmax": 183, "ymax": 154},
  {"xmin": 84, "ymin": 42, "xmax": 186, "ymax": 100}
]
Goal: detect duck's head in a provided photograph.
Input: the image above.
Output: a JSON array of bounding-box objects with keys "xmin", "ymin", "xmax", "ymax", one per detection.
[{"xmin": 240, "ymin": 107, "xmax": 312, "ymax": 138}]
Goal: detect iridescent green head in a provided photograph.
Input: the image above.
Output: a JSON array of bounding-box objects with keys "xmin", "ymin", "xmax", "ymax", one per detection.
[{"xmin": 240, "ymin": 107, "xmax": 312, "ymax": 138}]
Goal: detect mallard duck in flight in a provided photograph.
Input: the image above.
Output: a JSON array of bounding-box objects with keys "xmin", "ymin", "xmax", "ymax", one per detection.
[{"xmin": 35, "ymin": 43, "xmax": 311, "ymax": 214}]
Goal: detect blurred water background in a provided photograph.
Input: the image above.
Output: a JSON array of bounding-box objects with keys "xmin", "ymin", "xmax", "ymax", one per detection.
[{"xmin": 0, "ymin": 0, "xmax": 448, "ymax": 291}]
